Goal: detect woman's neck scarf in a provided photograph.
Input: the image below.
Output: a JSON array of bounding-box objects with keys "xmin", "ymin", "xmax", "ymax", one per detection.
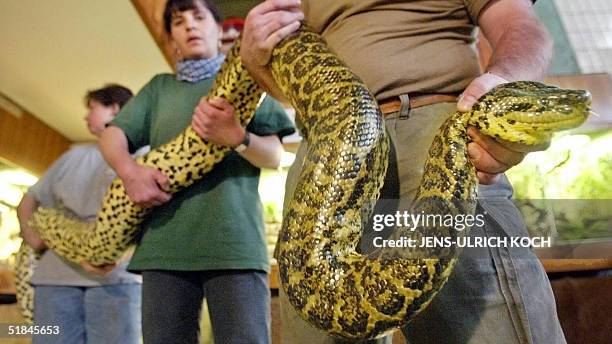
[{"xmin": 175, "ymin": 54, "xmax": 225, "ymax": 83}]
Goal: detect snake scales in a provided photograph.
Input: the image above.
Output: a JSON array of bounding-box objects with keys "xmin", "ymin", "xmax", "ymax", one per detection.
[{"xmin": 17, "ymin": 27, "xmax": 590, "ymax": 339}]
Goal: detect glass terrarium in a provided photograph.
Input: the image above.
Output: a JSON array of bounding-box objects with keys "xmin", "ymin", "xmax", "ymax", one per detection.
[{"xmin": 506, "ymin": 130, "xmax": 612, "ymax": 247}]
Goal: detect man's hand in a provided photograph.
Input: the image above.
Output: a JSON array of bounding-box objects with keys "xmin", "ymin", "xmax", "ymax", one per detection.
[
  {"xmin": 466, "ymin": 127, "xmax": 522, "ymax": 185},
  {"xmin": 457, "ymin": 72, "xmax": 547, "ymax": 185},
  {"xmin": 457, "ymin": 72, "xmax": 508, "ymax": 112},
  {"xmin": 241, "ymin": 0, "xmax": 303, "ymax": 97},
  {"xmin": 117, "ymin": 163, "xmax": 171, "ymax": 208},
  {"xmin": 242, "ymin": 0, "xmax": 303, "ymax": 67},
  {"xmin": 192, "ymin": 97, "xmax": 245, "ymax": 147},
  {"xmin": 80, "ymin": 260, "xmax": 117, "ymax": 276}
]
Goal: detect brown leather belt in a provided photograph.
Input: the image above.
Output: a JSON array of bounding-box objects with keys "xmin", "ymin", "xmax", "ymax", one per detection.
[{"xmin": 378, "ymin": 94, "xmax": 459, "ymax": 115}]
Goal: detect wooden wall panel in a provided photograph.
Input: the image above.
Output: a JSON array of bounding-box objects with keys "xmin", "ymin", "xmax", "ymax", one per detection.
[
  {"xmin": 550, "ymin": 275, "xmax": 612, "ymax": 344},
  {"xmin": 0, "ymin": 107, "xmax": 72, "ymax": 176}
]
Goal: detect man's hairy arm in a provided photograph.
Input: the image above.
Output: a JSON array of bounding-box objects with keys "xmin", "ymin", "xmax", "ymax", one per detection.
[
  {"xmin": 458, "ymin": 0, "xmax": 553, "ymax": 184},
  {"xmin": 480, "ymin": 0, "xmax": 552, "ymax": 82}
]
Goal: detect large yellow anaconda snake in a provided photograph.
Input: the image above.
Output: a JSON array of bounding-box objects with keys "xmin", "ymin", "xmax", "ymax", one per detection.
[{"xmin": 18, "ymin": 27, "xmax": 590, "ymax": 339}]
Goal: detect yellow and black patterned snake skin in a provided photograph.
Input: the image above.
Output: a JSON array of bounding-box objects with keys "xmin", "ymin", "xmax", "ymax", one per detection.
[
  {"xmin": 14, "ymin": 243, "xmax": 40, "ymax": 323},
  {"xmin": 17, "ymin": 27, "xmax": 590, "ymax": 339}
]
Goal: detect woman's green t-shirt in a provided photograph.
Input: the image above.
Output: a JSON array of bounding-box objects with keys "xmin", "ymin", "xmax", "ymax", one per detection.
[{"xmin": 110, "ymin": 73, "xmax": 295, "ymax": 273}]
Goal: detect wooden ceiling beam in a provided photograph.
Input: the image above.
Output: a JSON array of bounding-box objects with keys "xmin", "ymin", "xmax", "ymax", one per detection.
[{"xmin": 131, "ymin": 0, "xmax": 176, "ymax": 69}]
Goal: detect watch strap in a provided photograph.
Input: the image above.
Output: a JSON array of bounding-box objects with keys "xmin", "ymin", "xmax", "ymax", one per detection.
[{"xmin": 234, "ymin": 131, "xmax": 250, "ymax": 152}]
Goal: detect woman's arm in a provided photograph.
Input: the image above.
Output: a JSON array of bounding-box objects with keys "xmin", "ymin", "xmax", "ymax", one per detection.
[
  {"xmin": 237, "ymin": 133, "xmax": 283, "ymax": 169},
  {"xmin": 192, "ymin": 97, "xmax": 283, "ymax": 169}
]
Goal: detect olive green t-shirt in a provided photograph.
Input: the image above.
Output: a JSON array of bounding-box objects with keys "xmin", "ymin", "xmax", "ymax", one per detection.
[
  {"xmin": 110, "ymin": 73, "xmax": 295, "ymax": 273},
  {"xmin": 303, "ymin": 0, "xmax": 490, "ymax": 100}
]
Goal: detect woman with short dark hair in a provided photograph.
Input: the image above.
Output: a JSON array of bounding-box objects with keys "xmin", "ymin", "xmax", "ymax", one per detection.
[{"xmin": 98, "ymin": 0, "xmax": 295, "ymax": 343}]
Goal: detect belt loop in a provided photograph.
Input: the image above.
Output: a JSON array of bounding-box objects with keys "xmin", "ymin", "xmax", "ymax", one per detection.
[{"xmin": 398, "ymin": 94, "xmax": 410, "ymax": 119}]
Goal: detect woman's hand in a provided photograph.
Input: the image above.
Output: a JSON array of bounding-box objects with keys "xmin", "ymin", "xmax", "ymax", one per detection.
[
  {"xmin": 116, "ymin": 162, "xmax": 171, "ymax": 208},
  {"xmin": 80, "ymin": 260, "xmax": 118, "ymax": 276},
  {"xmin": 192, "ymin": 97, "xmax": 245, "ymax": 147}
]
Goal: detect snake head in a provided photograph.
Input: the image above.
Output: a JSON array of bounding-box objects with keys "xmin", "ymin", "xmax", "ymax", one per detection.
[{"xmin": 470, "ymin": 81, "xmax": 591, "ymax": 145}]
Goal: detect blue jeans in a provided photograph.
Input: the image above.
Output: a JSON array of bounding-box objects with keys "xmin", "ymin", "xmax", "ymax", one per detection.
[
  {"xmin": 32, "ymin": 284, "xmax": 141, "ymax": 344},
  {"xmin": 141, "ymin": 269, "xmax": 270, "ymax": 344}
]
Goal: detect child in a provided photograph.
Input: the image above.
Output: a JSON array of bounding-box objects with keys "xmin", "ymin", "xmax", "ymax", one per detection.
[{"xmin": 17, "ymin": 84, "xmax": 142, "ymax": 344}]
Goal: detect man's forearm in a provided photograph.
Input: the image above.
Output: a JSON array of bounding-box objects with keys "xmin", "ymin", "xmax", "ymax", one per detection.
[{"xmin": 485, "ymin": 19, "xmax": 552, "ymax": 82}]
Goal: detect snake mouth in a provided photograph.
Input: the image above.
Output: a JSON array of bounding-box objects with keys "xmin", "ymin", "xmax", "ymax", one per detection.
[{"xmin": 507, "ymin": 105, "xmax": 589, "ymax": 126}]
